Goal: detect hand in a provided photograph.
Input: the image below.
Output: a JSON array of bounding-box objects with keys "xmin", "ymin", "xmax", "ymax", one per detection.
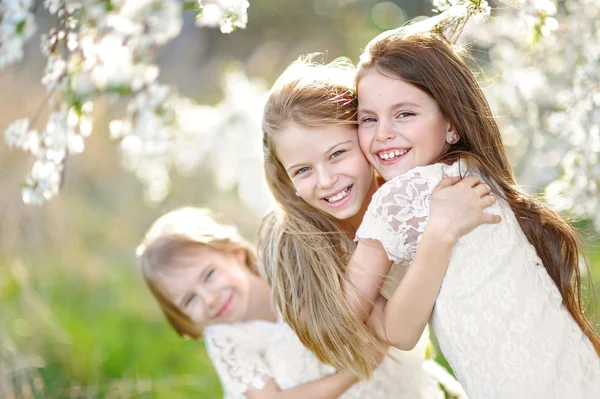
[{"xmin": 427, "ymin": 175, "xmax": 501, "ymax": 243}]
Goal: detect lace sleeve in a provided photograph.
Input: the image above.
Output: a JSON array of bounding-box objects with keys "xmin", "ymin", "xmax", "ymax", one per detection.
[
  {"xmin": 356, "ymin": 164, "xmax": 452, "ymax": 263},
  {"xmin": 204, "ymin": 324, "xmax": 273, "ymax": 398}
]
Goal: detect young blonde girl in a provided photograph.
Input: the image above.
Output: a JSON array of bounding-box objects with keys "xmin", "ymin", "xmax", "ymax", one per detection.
[
  {"xmin": 137, "ymin": 207, "xmax": 461, "ymax": 398},
  {"xmin": 261, "ymin": 28, "xmax": 600, "ymax": 399}
]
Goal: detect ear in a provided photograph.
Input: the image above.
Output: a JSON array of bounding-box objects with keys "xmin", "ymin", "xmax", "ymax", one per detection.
[{"xmin": 232, "ymin": 248, "xmax": 247, "ymax": 266}]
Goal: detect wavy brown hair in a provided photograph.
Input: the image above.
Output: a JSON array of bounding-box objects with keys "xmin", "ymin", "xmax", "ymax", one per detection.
[
  {"xmin": 259, "ymin": 56, "xmax": 385, "ymax": 378},
  {"xmin": 356, "ymin": 31, "xmax": 600, "ymax": 358},
  {"xmin": 137, "ymin": 207, "xmax": 258, "ymax": 340}
]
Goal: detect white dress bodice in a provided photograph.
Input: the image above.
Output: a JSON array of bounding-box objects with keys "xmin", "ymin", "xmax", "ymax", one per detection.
[
  {"xmin": 204, "ymin": 319, "xmax": 464, "ymax": 398},
  {"xmin": 356, "ymin": 161, "xmax": 600, "ymax": 399}
]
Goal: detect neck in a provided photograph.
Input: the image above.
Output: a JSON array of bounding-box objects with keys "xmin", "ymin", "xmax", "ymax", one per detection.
[{"xmin": 247, "ymin": 277, "xmax": 278, "ymax": 323}]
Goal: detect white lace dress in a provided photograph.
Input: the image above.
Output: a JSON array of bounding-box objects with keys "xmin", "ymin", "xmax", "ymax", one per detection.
[
  {"xmin": 204, "ymin": 319, "xmax": 466, "ymax": 399},
  {"xmin": 356, "ymin": 161, "xmax": 600, "ymax": 399}
]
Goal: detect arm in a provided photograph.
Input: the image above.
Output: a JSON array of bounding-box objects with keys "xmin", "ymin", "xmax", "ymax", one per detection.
[
  {"xmin": 344, "ymin": 238, "xmax": 394, "ymax": 322},
  {"xmin": 246, "ymin": 372, "xmax": 358, "ymax": 399},
  {"xmin": 378, "ymin": 225, "xmax": 457, "ymax": 349},
  {"xmin": 350, "ymin": 175, "xmax": 500, "ymax": 349},
  {"xmin": 380, "ymin": 175, "xmax": 499, "ymax": 349},
  {"xmin": 205, "ymin": 324, "xmax": 361, "ymax": 399}
]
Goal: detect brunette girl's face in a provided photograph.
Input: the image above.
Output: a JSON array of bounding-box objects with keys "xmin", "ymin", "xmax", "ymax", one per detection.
[
  {"xmin": 158, "ymin": 246, "xmax": 254, "ymax": 326},
  {"xmin": 274, "ymin": 122, "xmax": 377, "ymax": 226},
  {"xmin": 357, "ymin": 69, "xmax": 455, "ymax": 181}
]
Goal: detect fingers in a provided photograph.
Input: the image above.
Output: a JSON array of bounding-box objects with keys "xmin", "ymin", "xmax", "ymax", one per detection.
[
  {"xmin": 479, "ymin": 192, "xmax": 496, "ymax": 208},
  {"xmin": 437, "ymin": 175, "xmax": 462, "ymax": 188},
  {"xmin": 482, "ymin": 213, "xmax": 502, "ymax": 224},
  {"xmin": 459, "ymin": 175, "xmax": 482, "ymax": 188},
  {"xmin": 474, "ymin": 183, "xmax": 492, "ymax": 198}
]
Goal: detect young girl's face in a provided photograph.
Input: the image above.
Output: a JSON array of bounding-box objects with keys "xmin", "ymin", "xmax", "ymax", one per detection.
[
  {"xmin": 158, "ymin": 246, "xmax": 253, "ymax": 326},
  {"xmin": 356, "ymin": 69, "xmax": 456, "ymax": 181},
  {"xmin": 274, "ymin": 122, "xmax": 376, "ymax": 224}
]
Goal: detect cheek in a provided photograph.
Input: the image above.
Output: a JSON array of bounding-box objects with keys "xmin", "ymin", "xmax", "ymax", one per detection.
[
  {"xmin": 293, "ymin": 178, "xmax": 315, "ymax": 199},
  {"xmin": 357, "ymin": 131, "xmax": 372, "ymax": 154},
  {"xmin": 187, "ymin": 302, "xmax": 208, "ymax": 324}
]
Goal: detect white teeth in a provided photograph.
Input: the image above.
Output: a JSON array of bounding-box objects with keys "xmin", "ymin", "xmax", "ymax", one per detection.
[
  {"xmin": 325, "ymin": 186, "xmax": 351, "ymax": 203},
  {"xmin": 378, "ymin": 149, "xmax": 408, "ymax": 161}
]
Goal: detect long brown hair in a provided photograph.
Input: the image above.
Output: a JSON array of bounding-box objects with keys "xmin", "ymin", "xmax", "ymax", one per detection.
[
  {"xmin": 357, "ymin": 31, "xmax": 600, "ymax": 356},
  {"xmin": 137, "ymin": 207, "xmax": 258, "ymax": 339},
  {"xmin": 259, "ymin": 56, "xmax": 384, "ymax": 378}
]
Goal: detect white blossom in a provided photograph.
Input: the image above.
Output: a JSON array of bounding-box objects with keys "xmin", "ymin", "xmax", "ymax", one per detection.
[
  {"xmin": 196, "ymin": 0, "xmax": 249, "ymax": 34},
  {"xmin": 0, "ymin": 0, "xmax": 37, "ymax": 69},
  {"xmin": 2, "ymin": 0, "xmax": 249, "ymax": 204}
]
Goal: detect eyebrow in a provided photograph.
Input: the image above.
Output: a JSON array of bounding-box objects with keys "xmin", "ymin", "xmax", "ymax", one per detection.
[
  {"xmin": 285, "ymin": 140, "xmax": 353, "ymax": 174},
  {"xmin": 358, "ymin": 102, "xmax": 421, "ymax": 115}
]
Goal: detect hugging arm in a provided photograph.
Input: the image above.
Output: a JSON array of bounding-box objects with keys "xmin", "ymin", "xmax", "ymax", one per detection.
[
  {"xmin": 206, "ymin": 325, "xmax": 360, "ymax": 399},
  {"xmin": 246, "ymin": 372, "xmax": 358, "ymax": 399},
  {"xmin": 345, "ymin": 175, "xmax": 500, "ymax": 349}
]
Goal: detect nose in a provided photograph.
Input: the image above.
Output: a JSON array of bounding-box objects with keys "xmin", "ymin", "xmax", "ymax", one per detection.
[
  {"xmin": 375, "ymin": 118, "xmax": 394, "ymax": 142},
  {"xmin": 199, "ymin": 288, "xmax": 220, "ymax": 312},
  {"xmin": 316, "ymin": 166, "xmax": 337, "ymax": 190}
]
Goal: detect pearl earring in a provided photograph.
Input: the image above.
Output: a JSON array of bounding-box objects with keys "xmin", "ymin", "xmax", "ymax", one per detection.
[
  {"xmin": 447, "ymin": 133, "xmax": 460, "ymax": 144},
  {"xmin": 295, "ymin": 191, "xmax": 300, "ymax": 197}
]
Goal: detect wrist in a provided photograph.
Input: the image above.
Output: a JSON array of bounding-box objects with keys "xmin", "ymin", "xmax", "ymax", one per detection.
[{"xmin": 422, "ymin": 223, "xmax": 458, "ymax": 246}]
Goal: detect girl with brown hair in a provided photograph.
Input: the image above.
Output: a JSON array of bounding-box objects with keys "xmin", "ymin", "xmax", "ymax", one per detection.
[{"xmin": 261, "ymin": 30, "xmax": 600, "ymax": 399}]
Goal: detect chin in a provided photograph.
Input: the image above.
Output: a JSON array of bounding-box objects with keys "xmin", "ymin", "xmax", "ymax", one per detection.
[{"xmin": 330, "ymin": 207, "xmax": 360, "ymax": 222}]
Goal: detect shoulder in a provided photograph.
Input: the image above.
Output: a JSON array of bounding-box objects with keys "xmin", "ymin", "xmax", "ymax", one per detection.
[
  {"xmin": 204, "ymin": 321, "xmax": 278, "ymax": 396},
  {"xmin": 204, "ymin": 321, "xmax": 275, "ymax": 352},
  {"xmin": 374, "ymin": 161, "xmax": 469, "ymax": 201}
]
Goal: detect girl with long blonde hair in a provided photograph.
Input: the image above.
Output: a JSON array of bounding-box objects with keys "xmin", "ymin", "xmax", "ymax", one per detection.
[
  {"xmin": 138, "ymin": 207, "xmax": 462, "ymax": 398},
  {"xmin": 261, "ymin": 27, "xmax": 600, "ymax": 398}
]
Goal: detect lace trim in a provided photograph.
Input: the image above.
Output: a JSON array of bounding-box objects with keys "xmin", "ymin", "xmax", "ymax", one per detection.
[
  {"xmin": 356, "ymin": 215, "xmax": 407, "ymax": 264},
  {"xmin": 204, "ymin": 325, "xmax": 272, "ymax": 397}
]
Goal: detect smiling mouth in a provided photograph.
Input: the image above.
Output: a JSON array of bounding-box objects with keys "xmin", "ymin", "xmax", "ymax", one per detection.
[
  {"xmin": 324, "ymin": 185, "xmax": 352, "ymax": 203},
  {"xmin": 215, "ymin": 294, "xmax": 234, "ymax": 318},
  {"xmin": 377, "ymin": 149, "xmax": 409, "ymax": 161}
]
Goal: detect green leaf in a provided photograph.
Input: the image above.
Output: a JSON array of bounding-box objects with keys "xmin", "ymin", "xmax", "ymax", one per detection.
[{"xmin": 16, "ymin": 20, "xmax": 26, "ymax": 34}]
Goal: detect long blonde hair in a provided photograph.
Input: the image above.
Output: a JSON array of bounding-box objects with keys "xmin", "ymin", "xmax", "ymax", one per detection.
[
  {"xmin": 137, "ymin": 207, "xmax": 258, "ymax": 339},
  {"xmin": 259, "ymin": 56, "xmax": 384, "ymax": 378},
  {"xmin": 356, "ymin": 30, "xmax": 600, "ymax": 358}
]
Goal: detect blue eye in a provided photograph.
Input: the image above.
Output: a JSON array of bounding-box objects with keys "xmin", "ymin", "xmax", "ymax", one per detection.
[
  {"xmin": 360, "ymin": 117, "xmax": 376, "ymax": 123},
  {"xmin": 396, "ymin": 112, "xmax": 415, "ymax": 118},
  {"xmin": 205, "ymin": 269, "xmax": 215, "ymax": 281},
  {"xmin": 184, "ymin": 294, "xmax": 196, "ymax": 307},
  {"xmin": 296, "ymin": 167, "xmax": 310, "ymax": 175},
  {"xmin": 331, "ymin": 150, "xmax": 345, "ymax": 159}
]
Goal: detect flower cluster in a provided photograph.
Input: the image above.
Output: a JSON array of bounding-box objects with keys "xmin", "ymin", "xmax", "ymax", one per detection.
[
  {"xmin": 2, "ymin": 0, "xmax": 249, "ymax": 205},
  {"xmin": 196, "ymin": 0, "xmax": 250, "ymax": 34},
  {"xmin": 0, "ymin": 0, "xmax": 37, "ymax": 70},
  {"xmin": 115, "ymin": 66, "xmax": 275, "ymax": 215},
  {"xmin": 459, "ymin": 0, "xmax": 600, "ymax": 229}
]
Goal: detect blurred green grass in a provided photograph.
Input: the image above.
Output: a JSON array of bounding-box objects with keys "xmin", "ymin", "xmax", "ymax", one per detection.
[
  {"xmin": 0, "ymin": 251, "xmax": 223, "ymax": 398},
  {"xmin": 2, "ymin": 238, "xmax": 599, "ymax": 398}
]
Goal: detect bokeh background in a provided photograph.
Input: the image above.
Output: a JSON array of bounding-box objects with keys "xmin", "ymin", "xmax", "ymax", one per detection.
[{"xmin": 1, "ymin": 0, "xmax": 599, "ymax": 397}]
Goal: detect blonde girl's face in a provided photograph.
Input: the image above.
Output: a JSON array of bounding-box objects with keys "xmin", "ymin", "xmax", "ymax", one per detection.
[
  {"xmin": 158, "ymin": 246, "xmax": 253, "ymax": 326},
  {"xmin": 274, "ymin": 121, "xmax": 377, "ymax": 226},
  {"xmin": 357, "ymin": 69, "xmax": 455, "ymax": 181}
]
